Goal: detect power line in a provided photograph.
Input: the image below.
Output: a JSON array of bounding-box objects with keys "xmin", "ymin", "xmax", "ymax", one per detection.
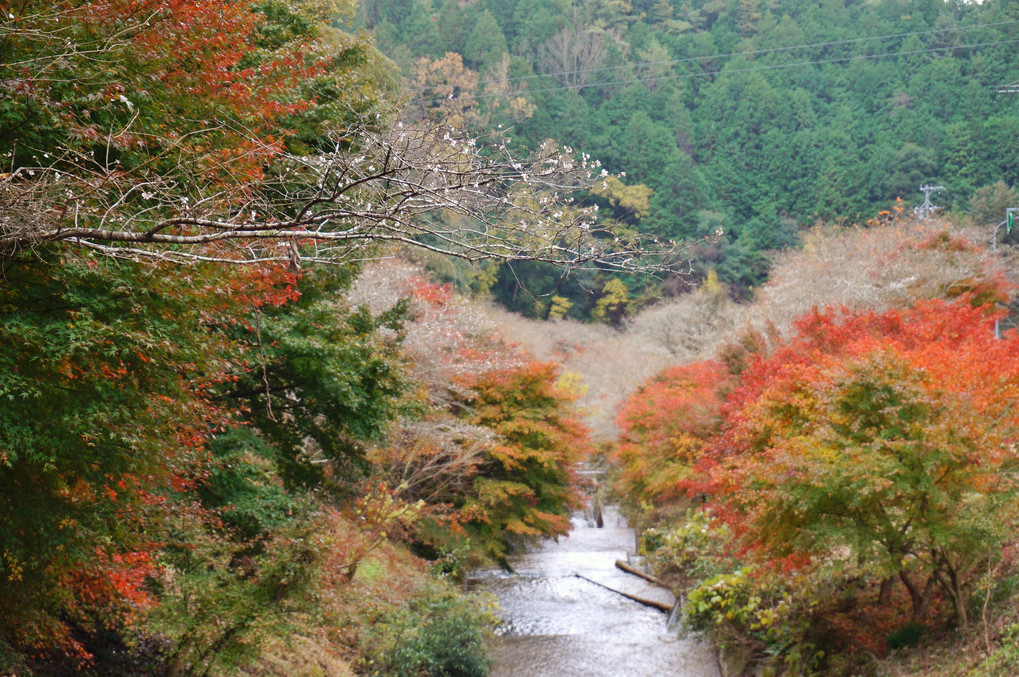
[
  {"xmin": 412, "ymin": 37, "xmax": 1019, "ymax": 105},
  {"xmin": 403, "ymin": 18, "xmax": 1019, "ymax": 94}
]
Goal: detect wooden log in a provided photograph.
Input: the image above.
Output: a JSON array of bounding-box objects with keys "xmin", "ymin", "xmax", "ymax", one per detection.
[
  {"xmin": 614, "ymin": 559, "xmax": 668, "ymax": 588},
  {"xmin": 574, "ymin": 574, "xmax": 673, "ymax": 613}
]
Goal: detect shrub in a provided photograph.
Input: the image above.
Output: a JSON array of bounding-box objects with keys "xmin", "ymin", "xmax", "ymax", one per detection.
[
  {"xmin": 362, "ymin": 585, "xmax": 493, "ymax": 677},
  {"xmin": 886, "ymin": 622, "xmax": 926, "ymax": 650},
  {"xmin": 640, "ymin": 510, "xmax": 730, "ymax": 586}
]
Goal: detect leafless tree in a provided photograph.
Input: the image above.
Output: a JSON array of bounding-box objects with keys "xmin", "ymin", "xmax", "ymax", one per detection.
[
  {"xmin": 733, "ymin": 217, "xmax": 1010, "ymax": 352},
  {"xmin": 349, "ymin": 260, "xmax": 520, "ymax": 506},
  {"xmin": 346, "ymin": 259, "xmax": 526, "ymax": 407},
  {"xmin": 487, "ymin": 304, "xmax": 676, "ymax": 440},
  {"xmin": 538, "ymin": 23, "xmax": 607, "ymax": 92},
  {"xmin": 625, "ymin": 274, "xmax": 735, "ymax": 358},
  {"xmin": 367, "ymin": 418, "xmax": 494, "ymax": 506},
  {"xmin": 0, "ymin": 3, "xmax": 150, "ymax": 72}
]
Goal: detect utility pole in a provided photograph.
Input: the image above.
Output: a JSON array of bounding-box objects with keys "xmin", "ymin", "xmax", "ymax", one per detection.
[
  {"xmin": 989, "ymin": 87, "xmax": 1016, "ymax": 336},
  {"xmin": 914, "ymin": 184, "xmax": 945, "ymax": 220},
  {"xmin": 992, "ymin": 207, "xmax": 1018, "ymax": 339}
]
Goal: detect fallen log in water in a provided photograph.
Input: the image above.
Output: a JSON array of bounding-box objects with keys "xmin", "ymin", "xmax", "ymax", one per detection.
[
  {"xmin": 574, "ymin": 574, "xmax": 673, "ymax": 613},
  {"xmin": 614, "ymin": 559, "xmax": 668, "ymax": 588}
]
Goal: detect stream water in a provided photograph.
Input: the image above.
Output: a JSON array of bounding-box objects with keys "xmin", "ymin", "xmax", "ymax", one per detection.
[{"xmin": 474, "ymin": 506, "xmax": 720, "ymax": 677}]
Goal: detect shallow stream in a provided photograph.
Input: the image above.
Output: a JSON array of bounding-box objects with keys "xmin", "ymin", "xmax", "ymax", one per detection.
[{"xmin": 474, "ymin": 506, "xmax": 720, "ymax": 677}]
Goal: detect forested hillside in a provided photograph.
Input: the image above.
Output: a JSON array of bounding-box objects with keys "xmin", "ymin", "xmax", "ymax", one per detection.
[
  {"xmin": 605, "ymin": 210, "xmax": 1019, "ymax": 676},
  {"xmin": 0, "ymin": 2, "xmax": 615, "ymax": 674},
  {"xmin": 365, "ymin": 0, "xmax": 1019, "ymax": 303}
]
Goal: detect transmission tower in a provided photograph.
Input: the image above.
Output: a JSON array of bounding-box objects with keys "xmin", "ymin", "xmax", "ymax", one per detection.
[{"xmin": 915, "ymin": 184, "xmax": 945, "ymax": 220}]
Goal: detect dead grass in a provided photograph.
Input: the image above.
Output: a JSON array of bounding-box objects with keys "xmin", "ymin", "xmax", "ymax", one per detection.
[
  {"xmin": 486, "ymin": 291, "xmax": 734, "ymax": 440},
  {"xmin": 243, "ymin": 634, "xmax": 357, "ymax": 677}
]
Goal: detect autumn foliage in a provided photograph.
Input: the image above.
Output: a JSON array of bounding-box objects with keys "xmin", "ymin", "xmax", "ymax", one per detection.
[
  {"xmin": 349, "ymin": 260, "xmax": 593, "ymax": 563},
  {"xmin": 0, "ymin": 253, "xmax": 248, "ymax": 669},
  {"xmin": 2, "ymin": 0, "xmax": 354, "ymax": 177},
  {"xmin": 617, "ymin": 232, "xmax": 1019, "ymax": 670},
  {"xmin": 455, "ymin": 362, "xmax": 593, "ymax": 558},
  {"xmin": 0, "ymin": 249, "xmax": 598, "ymax": 673},
  {"xmin": 614, "ymin": 360, "xmax": 730, "ymax": 504},
  {"xmin": 740, "ymin": 216, "xmax": 1011, "ymax": 354},
  {"xmin": 0, "ymin": 1, "xmax": 598, "ymax": 674},
  {"xmin": 703, "ymin": 301, "xmax": 1019, "ymax": 627}
]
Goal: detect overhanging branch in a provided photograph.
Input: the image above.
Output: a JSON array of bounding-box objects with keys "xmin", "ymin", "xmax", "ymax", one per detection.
[{"xmin": 0, "ymin": 114, "xmax": 693, "ymax": 276}]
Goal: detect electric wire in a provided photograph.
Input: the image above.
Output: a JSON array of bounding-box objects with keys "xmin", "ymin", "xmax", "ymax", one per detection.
[
  {"xmin": 403, "ymin": 18, "xmax": 1019, "ymax": 94},
  {"xmin": 412, "ymin": 36, "xmax": 1019, "ymax": 104}
]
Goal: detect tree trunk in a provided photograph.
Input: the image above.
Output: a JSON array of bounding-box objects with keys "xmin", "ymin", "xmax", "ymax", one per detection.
[
  {"xmin": 878, "ymin": 575, "xmax": 896, "ymax": 605},
  {"xmin": 899, "ymin": 570, "xmax": 929, "ymax": 621},
  {"xmin": 615, "ymin": 559, "xmax": 669, "ymax": 587},
  {"xmin": 574, "ymin": 574, "xmax": 674, "ymax": 612},
  {"xmin": 933, "ymin": 553, "xmax": 969, "ymax": 627}
]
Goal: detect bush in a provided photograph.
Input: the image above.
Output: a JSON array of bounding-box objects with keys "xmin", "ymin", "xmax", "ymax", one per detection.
[
  {"xmin": 886, "ymin": 622, "xmax": 925, "ymax": 650},
  {"xmin": 971, "ymin": 622, "xmax": 1019, "ymax": 677},
  {"xmin": 362, "ymin": 585, "xmax": 493, "ymax": 677},
  {"xmin": 640, "ymin": 509, "xmax": 730, "ymax": 585},
  {"xmin": 684, "ymin": 566, "xmax": 833, "ymax": 676}
]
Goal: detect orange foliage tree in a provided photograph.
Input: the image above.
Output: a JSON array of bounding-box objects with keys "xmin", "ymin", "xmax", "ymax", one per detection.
[
  {"xmin": 0, "ymin": 0, "xmax": 343, "ymax": 187},
  {"xmin": 614, "ymin": 360, "xmax": 731, "ymax": 505},
  {"xmin": 702, "ymin": 300, "xmax": 1019, "ymax": 627},
  {"xmin": 348, "ymin": 261, "xmax": 594, "ymax": 563},
  {"xmin": 455, "ymin": 362, "xmax": 594, "ymax": 560}
]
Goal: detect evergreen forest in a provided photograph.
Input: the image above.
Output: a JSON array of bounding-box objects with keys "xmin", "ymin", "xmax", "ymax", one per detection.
[{"xmin": 368, "ymin": 0, "xmax": 1019, "ymax": 308}]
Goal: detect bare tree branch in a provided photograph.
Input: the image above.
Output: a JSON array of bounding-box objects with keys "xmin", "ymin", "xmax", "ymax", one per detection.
[
  {"xmin": 538, "ymin": 23, "xmax": 607, "ymax": 92},
  {"xmin": 0, "ymin": 110, "xmax": 687, "ymax": 274}
]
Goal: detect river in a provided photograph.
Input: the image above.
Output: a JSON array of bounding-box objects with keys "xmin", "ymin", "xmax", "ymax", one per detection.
[{"xmin": 474, "ymin": 506, "xmax": 720, "ymax": 677}]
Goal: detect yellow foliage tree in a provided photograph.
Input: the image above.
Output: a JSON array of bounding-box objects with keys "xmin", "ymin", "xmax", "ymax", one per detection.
[
  {"xmin": 592, "ymin": 278, "xmax": 629, "ymax": 324},
  {"xmin": 592, "ymin": 176, "xmax": 654, "ymax": 219},
  {"xmin": 548, "ymin": 295, "xmax": 574, "ymax": 319}
]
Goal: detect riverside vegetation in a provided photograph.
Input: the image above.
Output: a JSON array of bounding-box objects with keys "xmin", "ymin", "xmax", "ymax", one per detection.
[
  {"xmin": 0, "ymin": 1, "xmax": 599, "ymax": 674},
  {"xmin": 610, "ymin": 213, "xmax": 1019, "ymax": 676},
  {"xmin": 3, "ymin": 1, "xmax": 1019, "ymax": 676},
  {"xmin": 487, "ymin": 208, "xmax": 1019, "ymax": 675}
]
